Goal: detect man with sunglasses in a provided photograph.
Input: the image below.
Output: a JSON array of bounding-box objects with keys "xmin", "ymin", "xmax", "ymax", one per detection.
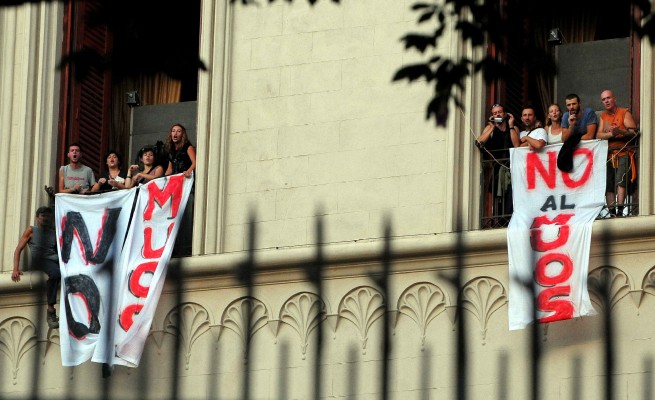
[{"xmin": 476, "ymin": 103, "xmax": 518, "ymax": 226}]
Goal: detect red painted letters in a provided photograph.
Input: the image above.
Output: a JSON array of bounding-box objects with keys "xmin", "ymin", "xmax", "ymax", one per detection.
[
  {"xmin": 527, "ymin": 148, "xmax": 593, "ymax": 190},
  {"xmin": 119, "ymin": 177, "xmax": 184, "ymax": 332}
]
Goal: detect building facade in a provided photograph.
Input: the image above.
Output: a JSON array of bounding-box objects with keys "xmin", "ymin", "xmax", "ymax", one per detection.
[{"xmin": 1, "ymin": 1, "xmax": 655, "ymax": 398}]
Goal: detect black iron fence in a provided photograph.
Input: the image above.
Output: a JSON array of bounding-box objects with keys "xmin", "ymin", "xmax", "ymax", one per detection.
[{"xmin": 2, "ymin": 212, "xmax": 652, "ymax": 399}]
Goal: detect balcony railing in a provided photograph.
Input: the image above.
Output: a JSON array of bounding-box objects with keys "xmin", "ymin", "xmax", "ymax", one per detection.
[{"xmin": 480, "ymin": 143, "xmax": 640, "ymax": 229}]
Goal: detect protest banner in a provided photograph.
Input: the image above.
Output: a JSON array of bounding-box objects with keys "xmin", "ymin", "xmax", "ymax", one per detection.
[
  {"xmin": 55, "ymin": 174, "xmax": 193, "ymax": 366},
  {"xmin": 507, "ymin": 140, "xmax": 607, "ymax": 330}
]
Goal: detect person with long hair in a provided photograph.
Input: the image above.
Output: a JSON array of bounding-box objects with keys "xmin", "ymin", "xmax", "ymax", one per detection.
[
  {"xmin": 165, "ymin": 123, "xmax": 196, "ymax": 177},
  {"xmin": 91, "ymin": 150, "xmax": 127, "ymax": 192},
  {"xmin": 125, "ymin": 146, "xmax": 164, "ymax": 188},
  {"xmin": 545, "ymin": 103, "xmax": 563, "ymax": 144},
  {"xmin": 164, "ymin": 123, "xmax": 195, "ymax": 256}
]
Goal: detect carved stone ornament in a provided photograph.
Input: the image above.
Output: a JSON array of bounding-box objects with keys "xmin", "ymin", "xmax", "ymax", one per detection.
[
  {"xmin": 397, "ymin": 282, "xmax": 448, "ymax": 348},
  {"xmin": 588, "ymin": 266, "xmax": 631, "ymax": 312},
  {"xmin": 0, "ymin": 317, "xmax": 38, "ymax": 385},
  {"xmin": 279, "ymin": 292, "xmax": 325, "ymax": 359},
  {"xmin": 164, "ymin": 302, "xmax": 211, "ymax": 370},
  {"xmin": 460, "ymin": 277, "xmax": 506, "ymax": 342},
  {"xmin": 221, "ymin": 297, "xmax": 269, "ymax": 357},
  {"xmin": 338, "ymin": 286, "xmax": 384, "ymax": 354}
]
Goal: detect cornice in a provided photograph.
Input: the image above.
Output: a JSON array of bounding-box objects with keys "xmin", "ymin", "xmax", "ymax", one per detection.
[
  {"xmin": 175, "ymin": 215, "xmax": 655, "ymax": 289},
  {"xmin": 2, "ymin": 216, "xmax": 655, "ymax": 296}
]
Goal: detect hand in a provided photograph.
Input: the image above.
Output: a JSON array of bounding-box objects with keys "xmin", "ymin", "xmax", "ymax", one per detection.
[
  {"xmin": 98, "ymin": 178, "xmax": 107, "ymax": 185},
  {"xmin": 44, "ymin": 185, "xmax": 55, "ymax": 196},
  {"xmin": 108, "ymin": 179, "xmax": 116, "ymax": 187},
  {"xmin": 12, "ymin": 270, "xmax": 22, "ymax": 282},
  {"xmin": 183, "ymin": 170, "xmax": 193, "ymax": 178},
  {"xmin": 610, "ymin": 124, "xmax": 623, "ymax": 138},
  {"xmin": 130, "ymin": 164, "xmax": 140, "ymax": 172},
  {"xmin": 507, "ymin": 113, "xmax": 514, "ymax": 125},
  {"xmin": 73, "ymin": 183, "xmax": 82, "ymax": 192}
]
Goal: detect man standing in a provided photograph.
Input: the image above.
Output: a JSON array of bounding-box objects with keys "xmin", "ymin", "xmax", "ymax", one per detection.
[
  {"xmin": 597, "ymin": 89, "xmax": 638, "ymax": 217},
  {"xmin": 476, "ymin": 103, "xmax": 518, "ymax": 226},
  {"xmin": 58, "ymin": 143, "xmax": 96, "ymax": 194},
  {"xmin": 562, "ymin": 94, "xmax": 597, "ymax": 142},
  {"xmin": 513, "ymin": 105, "xmax": 547, "ymax": 151},
  {"xmin": 12, "ymin": 206, "xmax": 61, "ymax": 328}
]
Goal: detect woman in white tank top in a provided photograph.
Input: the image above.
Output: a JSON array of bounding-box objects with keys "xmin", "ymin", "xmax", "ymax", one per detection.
[{"xmin": 546, "ymin": 103, "xmax": 563, "ymax": 144}]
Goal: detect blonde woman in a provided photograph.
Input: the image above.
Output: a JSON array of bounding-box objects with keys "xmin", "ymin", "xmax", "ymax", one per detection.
[
  {"xmin": 165, "ymin": 123, "xmax": 196, "ymax": 177},
  {"xmin": 545, "ymin": 103, "xmax": 563, "ymax": 144}
]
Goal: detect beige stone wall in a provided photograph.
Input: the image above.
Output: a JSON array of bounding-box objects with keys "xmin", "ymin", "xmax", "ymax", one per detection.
[
  {"xmin": 196, "ymin": 0, "xmax": 456, "ymax": 254},
  {"xmin": 0, "ymin": 2, "xmax": 62, "ymax": 273}
]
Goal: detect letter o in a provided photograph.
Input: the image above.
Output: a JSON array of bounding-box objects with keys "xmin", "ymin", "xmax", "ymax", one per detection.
[{"xmin": 535, "ymin": 253, "xmax": 573, "ymax": 286}]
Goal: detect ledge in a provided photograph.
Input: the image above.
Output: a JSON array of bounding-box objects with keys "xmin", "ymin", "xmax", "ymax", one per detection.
[
  {"xmin": 173, "ymin": 214, "xmax": 655, "ymax": 284},
  {"xmin": 2, "ymin": 215, "xmax": 654, "ymax": 295}
]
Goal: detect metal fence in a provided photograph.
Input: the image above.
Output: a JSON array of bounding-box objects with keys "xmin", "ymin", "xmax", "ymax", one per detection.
[{"xmin": 1, "ymin": 211, "xmax": 649, "ymax": 400}]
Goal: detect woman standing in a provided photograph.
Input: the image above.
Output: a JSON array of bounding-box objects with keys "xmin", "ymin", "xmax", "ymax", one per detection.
[
  {"xmin": 165, "ymin": 123, "xmax": 196, "ymax": 177},
  {"xmin": 545, "ymin": 103, "xmax": 563, "ymax": 144},
  {"xmin": 164, "ymin": 123, "xmax": 196, "ymax": 256},
  {"xmin": 91, "ymin": 150, "xmax": 127, "ymax": 192}
]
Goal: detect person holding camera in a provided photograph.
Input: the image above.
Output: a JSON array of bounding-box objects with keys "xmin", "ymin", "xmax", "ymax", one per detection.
[
  {"xmin": 476, "ymin": 103, "xmax": 518, "ymax": 156},
  {"xmin": 476, "ymin": 103, "xmax": 517, "ymax": 226}
]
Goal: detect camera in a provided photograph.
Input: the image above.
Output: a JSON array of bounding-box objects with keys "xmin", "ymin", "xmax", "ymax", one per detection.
[{"xmin": 489, "ymin": 115, "xmax": 506, "ymax": 123}]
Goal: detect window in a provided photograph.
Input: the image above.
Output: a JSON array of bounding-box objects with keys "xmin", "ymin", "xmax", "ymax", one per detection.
[{"xmin": 480, "ymin": 1, "xmax": 640, "ymax": 227}]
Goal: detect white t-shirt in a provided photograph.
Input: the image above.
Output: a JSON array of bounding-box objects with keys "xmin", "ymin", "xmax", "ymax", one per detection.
[{"xmin": 520, "ymin": 127, "xmax": 548, "ymax": 144}]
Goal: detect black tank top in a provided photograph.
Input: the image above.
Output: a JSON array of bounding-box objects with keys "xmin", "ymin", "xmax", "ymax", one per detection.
[{"xmin": 484, "ymin": 126, "xmax": 513, "ymax": 160}]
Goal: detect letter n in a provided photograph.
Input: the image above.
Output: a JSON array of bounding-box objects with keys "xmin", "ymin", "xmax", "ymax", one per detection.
[
  {"xmin": 60, "ymin": 208, "xmax": 122, "ymax": 264},
  {"xmin": 527, "ymin": 151, "xmax": 557, "ymax": 189}
]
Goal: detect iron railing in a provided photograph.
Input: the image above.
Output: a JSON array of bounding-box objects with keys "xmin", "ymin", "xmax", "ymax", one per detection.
[{"xmin": 480, "ymin": 143, "xmax": 641, "ymax": 228}]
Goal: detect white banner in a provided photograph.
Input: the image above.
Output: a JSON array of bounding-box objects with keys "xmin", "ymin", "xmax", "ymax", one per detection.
[
  {"xmin": 113, "ymin": 174, "xmax": 192, "ymax": 366},
  {"xmin": 507, "ymin": 140, "xmax": 607, "ymax": 330},
  {"xmin": 55, "ymin": 174, "xmax": 193, "ymax": 366}
]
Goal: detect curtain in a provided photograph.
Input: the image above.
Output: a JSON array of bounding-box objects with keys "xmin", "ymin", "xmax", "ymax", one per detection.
[{"xmin": 110, "ymin": 73, "xmax": 182, "ymax": 163}]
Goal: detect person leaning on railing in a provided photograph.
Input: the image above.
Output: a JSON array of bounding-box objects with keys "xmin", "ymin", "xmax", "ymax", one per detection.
[
  {"xmin": 164, "ymin": 123, "xmax": 196, "ymax": 256},
  {"xmin": 597, "ymin": 89, "xmax": 639, "ymax": 217}
]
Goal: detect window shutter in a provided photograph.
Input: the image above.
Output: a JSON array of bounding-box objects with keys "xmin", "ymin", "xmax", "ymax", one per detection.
[{"xmin": 62, "ymin": 0, "xmax": 112, "ymax": 176}]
